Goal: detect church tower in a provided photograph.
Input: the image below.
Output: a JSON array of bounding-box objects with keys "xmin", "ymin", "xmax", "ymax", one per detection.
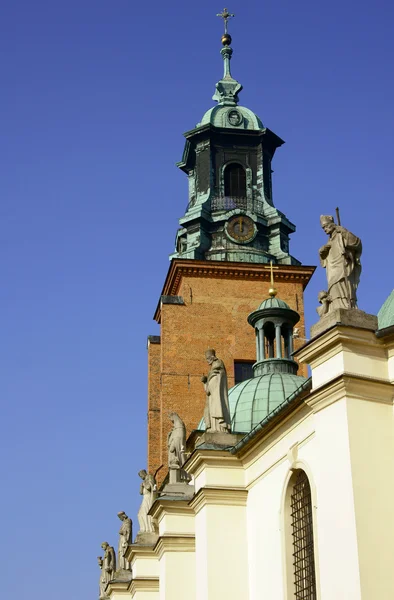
[{"xmin": 147, "ymin": 16, "xmax": 314, "ymax": 482}]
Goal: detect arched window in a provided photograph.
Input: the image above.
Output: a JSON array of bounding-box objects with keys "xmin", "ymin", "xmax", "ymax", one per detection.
[
  {"xmin": 224, "ymin": 163, "xmax": 246, "ymax": 198},
  {"xmin": 287, "ymin": 470, "xmax": 317, "ymax": 599}
]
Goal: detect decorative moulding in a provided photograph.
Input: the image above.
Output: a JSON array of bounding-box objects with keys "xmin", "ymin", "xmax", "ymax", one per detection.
[
  {"xmin": 189, "ymin": 486, "xmax": 248, "ymax": 514},
  {"xmin": 305, "ymin": 373, "xmax": 394, "ymax": 414},
  {"xmin": 129, "ymin": 578, "xmax": 159, "ymax": 594},
  {"xmin": 153, "ymin": 535, "xmax": 195, "ymax": 560}
]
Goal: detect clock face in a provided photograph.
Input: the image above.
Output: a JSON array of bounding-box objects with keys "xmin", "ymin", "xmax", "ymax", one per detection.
[{"xmin": 225, "ymin": 215, "xmax": 256, "ymax": 244}]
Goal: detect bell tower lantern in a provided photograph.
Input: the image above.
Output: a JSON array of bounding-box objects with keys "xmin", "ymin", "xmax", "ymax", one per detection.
[{"xmin": 172, "ymin": 15, "xmax": 299, "ymax": 266}]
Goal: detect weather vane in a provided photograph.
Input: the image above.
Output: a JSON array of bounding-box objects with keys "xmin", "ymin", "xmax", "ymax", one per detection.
[{"xmin": 217, "ymin": 8, "xmax": 235, "ymax": 35}]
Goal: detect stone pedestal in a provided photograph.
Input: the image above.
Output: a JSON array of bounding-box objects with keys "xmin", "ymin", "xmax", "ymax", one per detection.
[
  {"xmin": 160, "ymin": 468, "xmax": 194, "ymax": 499},
  {"xmin": 106, "ymin": 580, "xmax": 132, "ymax": 600},
  {"xmin": 187, "ymin": 430, "xmax": 245, "ymax": 453},
  {"xmin": 150, "ymin": 498, "xmax": 196, "ymax": 600},
  {"xmin": 134, "ymin": 532, "xmax": 159, "ymax": 546},
  {"xmin": 310, "ymin": 308, "xmax": 377, "ymax": 339}
]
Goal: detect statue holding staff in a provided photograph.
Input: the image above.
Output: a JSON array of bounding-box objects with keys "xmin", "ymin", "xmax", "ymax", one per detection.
[{"xmin": 318, "ymin": 214, "xmax": 362, "ymax": 314}]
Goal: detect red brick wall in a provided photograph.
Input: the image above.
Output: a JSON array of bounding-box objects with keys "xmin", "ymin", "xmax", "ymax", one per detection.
[{"xmin": 147, "ymin": 263, "xmax": 311, "ymax": 484}]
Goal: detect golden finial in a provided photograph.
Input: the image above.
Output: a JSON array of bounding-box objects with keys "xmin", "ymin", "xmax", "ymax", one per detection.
[{"xmin": 268, "ymin": 261, "xmax": 278, "ymax": 297}]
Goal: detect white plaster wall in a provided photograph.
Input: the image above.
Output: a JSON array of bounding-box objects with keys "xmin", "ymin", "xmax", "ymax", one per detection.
[
  {"xmin": 158, "ymin": 513, "xmax": 195, "ymax": 537},
  {"xmin": 387, "ymin": 353, "xmax": 394, "ymax": 382},
  {"xmin": 245, "ymin": 399, "xmax": 362, "ymax": 600},
  {"xmin": 195, "ymin": 504, "xmax": 249, "ymax": 600},
  {"xmin": 159, "ymin": 552, "xmax": 195, "ymax": 600},
  {"xmin": 312, "ymin": 351, "xmax": 344, "ymax": 388},
  {"xmin": 194, "ymin": 465, "xmax": 245, "ymax": 493},
  {"xmin": 131, "ymin": 557, "xmax": 159, "ymax": 579}
]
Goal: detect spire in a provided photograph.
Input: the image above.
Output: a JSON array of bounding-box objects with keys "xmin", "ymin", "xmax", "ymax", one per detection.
[
  {"xmin": 268, "ymin": 261, "xmax": 278, "ymax": 298},
  {"xmin": 213, "ymin": 8, "xmax": 243, "ymax": 106}
]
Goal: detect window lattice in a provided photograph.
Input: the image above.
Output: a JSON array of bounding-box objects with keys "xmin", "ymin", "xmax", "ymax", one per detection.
[{"xmin": 290, "ymin": 470, "xmax": 317, "ymax": 600}]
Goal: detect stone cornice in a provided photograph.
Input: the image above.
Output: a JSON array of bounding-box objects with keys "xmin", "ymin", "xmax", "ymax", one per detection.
[
  {"xmin": 185, "ymin": 448, "xmax": 242, "ymax": 479},
  {"xmin": 107, "ymin": 580, "xmax": 132, "ymax": 595},
  {"xmin": 153, "ymin": 535, "xmax": 195, "ymax": 559},
  {"xmin": 305, "ymin": 373, "xmax": 394, "ymax": 413},
  {"xmin": 150, "ymin": 498, "xmax": 194, "ymax": 521},
  {"xmin": 129, "ymin": 578, "xmax": 159, "ymax": 595},
  {"xmin": 154, "ymin": 259, "xmax": 315, "ymax": 322},
  {"xmin": 189, "ymin": 486, "xmax": 248, "ymax": 514},
  {"xmin": 296, "ymin": 325, "xmax": 385, "ymax": 368},
  {"xmin": 125, "ymin": 543, "xmax": 157, "ymax": 563}
]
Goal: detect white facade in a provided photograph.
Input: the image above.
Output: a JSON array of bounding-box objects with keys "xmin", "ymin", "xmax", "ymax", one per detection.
[{"xmin": 109, "ymin": 320, "xmax": 394, "ymax": 600}]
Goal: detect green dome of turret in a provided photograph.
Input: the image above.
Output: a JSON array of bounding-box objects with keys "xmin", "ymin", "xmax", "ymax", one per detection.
[
  {"xmin": 197, "ymin": 289, "xmax": 306, "ymax": 435},
  {"xmin": 228, "ymin": 372, "xmax": 308, "ymax": 432},
  {"xmin": 258, "ymin": 297, "xmax": 291, "ymax": 310},
  {"xmin": 198, "ymin": 105, "xmax": 264, "ymax": 131}
]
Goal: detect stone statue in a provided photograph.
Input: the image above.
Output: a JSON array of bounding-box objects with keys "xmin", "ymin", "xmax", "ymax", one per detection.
[
  {"xmin": 316, "ymin": 290, "xmax": 330, "ymax": 317},
  {"xmin": 99, "ymin": 542, "xmax": 116, "ymax": 598},
  {"xmin": 319, "ymin": 215, "xmax": 362, "ymax": 314},
  {"xmin": 201, "ymin": 349, "xmax": 231, "ymax": 433},
  {"xmin": 117, "ymin": 512, "xmax": 132, "ymax": 571},
  {"xmin": 167, "ymin": 412, "xmax": 190, "ymax": 482},
  {"xmin": 97, "ymin": 556, "xmax": 106, "ymax": 599},
  {"xmin": 137, "ymin": 470, "xmax": 157, "ymax": 533}
]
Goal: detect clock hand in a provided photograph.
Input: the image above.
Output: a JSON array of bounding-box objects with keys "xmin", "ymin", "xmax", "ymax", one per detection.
[{"xmin": 239, "ymin": 217, "xmax": 243, "ymax": 233}]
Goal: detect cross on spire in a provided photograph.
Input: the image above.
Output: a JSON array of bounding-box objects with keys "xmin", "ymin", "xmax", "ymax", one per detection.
[{"xmin": 216, "ymin": 8, "xmax": 235, "ymax": 34}]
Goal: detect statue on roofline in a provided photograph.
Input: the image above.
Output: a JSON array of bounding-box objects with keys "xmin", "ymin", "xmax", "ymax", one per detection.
[
  {"xmin": 117, "ymin": 511, "xmax": 132, "ymax": 572},
  {"xmin": 98, "ymin": 541, "xmax": 116, "ymax": 599},
  {"xmin": 201, "ymin": 349, "xmax": 231, "ymax": 433},
  {"xmin": 318, "ymin": 214, "xmax": 362, "ymax": 315}
]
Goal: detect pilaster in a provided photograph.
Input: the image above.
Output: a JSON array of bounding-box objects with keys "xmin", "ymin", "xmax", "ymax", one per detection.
[
  {"xmin": 189, "ymin": 486, "xmax": 249, "ymax": 600},
  {"xmin": 150, "ymin": 499, "xmax": 196, "ymax": 600},
  {"xmin": 296, "ymin": 321, "xmax": 394, "ymax": 599},
  {"xmin": 125, "ymin": 545, "xmax": 159, "ymax": 600}
]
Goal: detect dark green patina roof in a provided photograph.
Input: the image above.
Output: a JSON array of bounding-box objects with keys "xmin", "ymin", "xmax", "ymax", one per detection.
[
  {"xmin": 258, "ymin": 297, "xmax": 291, "ymax": 310},
  {"xmin": 377, "ymin": 290, "xmax": 394, "ymax": 330}
]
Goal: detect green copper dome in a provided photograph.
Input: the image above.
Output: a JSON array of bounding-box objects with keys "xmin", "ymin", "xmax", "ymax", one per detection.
[
  {"xmin": 228, "ymin": 372, "xmax": 308, "ymax": 432},
  {"xmin": 377, "ymin": 290, "xmax": 394, "ymax": 330},
  {"xmin": 258, "ymin": 297, "xmax": 291, "ymax": 310},
  {"xmin": 198, "ymin": 105, "xmax": 263, "ymax": 131}
]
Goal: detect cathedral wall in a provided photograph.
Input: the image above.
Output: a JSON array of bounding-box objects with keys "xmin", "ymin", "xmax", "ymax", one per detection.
[
  {"xmin": 242, "ymin": 399, "xmax": 362, "ymax": 599},
  {"xmin": 147, "ymin": 338, "xmax": 162, "ymax": 475},
  {"xmin": 346, "ymin": 396, "xmax": 394, "ymax": 599},
  {"xmin": 151, "ymin": 272, "xmax": 308, "ymax": 484}
]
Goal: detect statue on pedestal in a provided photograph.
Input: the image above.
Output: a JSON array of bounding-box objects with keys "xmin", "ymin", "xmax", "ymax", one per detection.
[
  {"xmin": 137, "ymin": 470, "xmax": 157, "ymax": 534},
  {"xmin": 98, "ymin": 542, "xmax": 116, "ymax": 598},
  {"xmin": 167, "ymin": 412, "xmax": 191, "ymax": 483},
  {"xmin": 201, "ymin": 349, "xmax": 231, "ymax": 433},
  {"xmin": 117, "ymin": 512, "xmax": 132, "ymax": 572},
  {"xmin": 318, "ymin": 215, "xmax": 362, "ymax": 314}
]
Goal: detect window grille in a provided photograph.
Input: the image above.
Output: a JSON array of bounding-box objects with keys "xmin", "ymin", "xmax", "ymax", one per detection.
[{"xmin": 290, "ymin": 470, "xmax": 317, "ymax": 600}]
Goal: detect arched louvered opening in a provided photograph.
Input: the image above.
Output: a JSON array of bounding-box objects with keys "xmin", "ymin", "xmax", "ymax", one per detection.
[{"xmin": 224, "ymin": 163, "xmax": 246, "ymax": 198}]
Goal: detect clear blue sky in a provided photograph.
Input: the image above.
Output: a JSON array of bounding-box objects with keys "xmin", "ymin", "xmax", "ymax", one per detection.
[{"xmin": 1, "ymin": 1, "xmax": 393, "ymax": 597}]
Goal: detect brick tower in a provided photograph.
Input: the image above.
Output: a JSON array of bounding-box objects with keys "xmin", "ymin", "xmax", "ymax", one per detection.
[{"xmin": 147, "ymin": 24, "xmax": 314, "ymax": 482}]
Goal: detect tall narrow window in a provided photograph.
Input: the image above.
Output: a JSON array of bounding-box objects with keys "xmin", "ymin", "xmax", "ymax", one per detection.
[
  {"xmin": 290, "ymin": 470, "xmax": 317, "ymax": 599},
  {"xmin": 224, "ymin": 163, "xmax": 246, "ymax": 198}
]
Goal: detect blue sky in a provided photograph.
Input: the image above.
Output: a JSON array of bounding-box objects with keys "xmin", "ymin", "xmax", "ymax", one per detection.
[{"xmin": 1, "ymin": 1, "xmax": 393, "ymax": 598}]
